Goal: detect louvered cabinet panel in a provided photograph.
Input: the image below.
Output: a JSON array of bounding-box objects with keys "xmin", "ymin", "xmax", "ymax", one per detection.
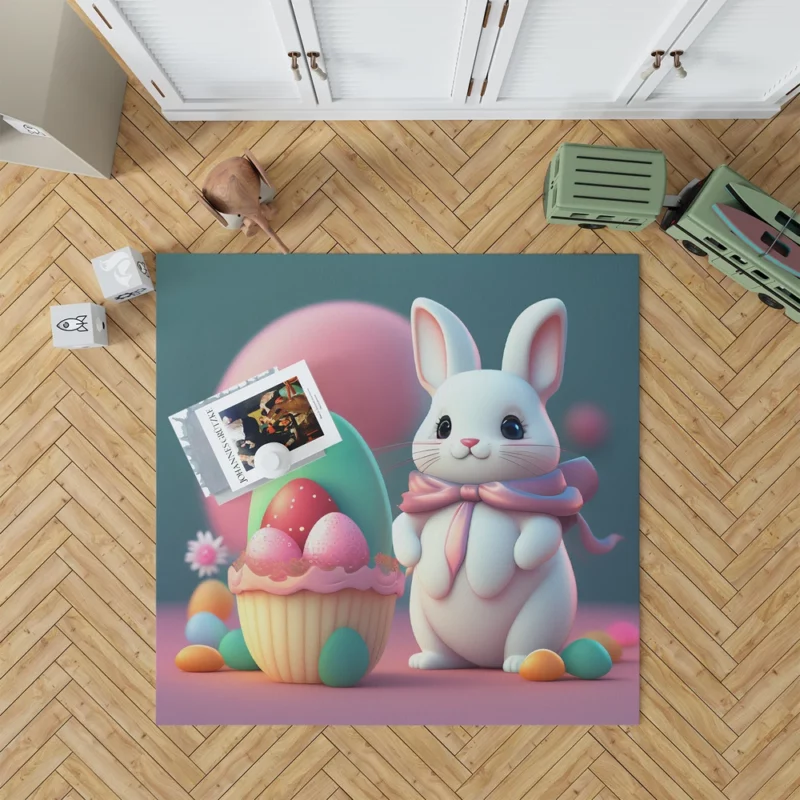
[
  {"xmin": 77, "ymin": 0, "xmax": 313, "ymax": 108},
  {"xmin": 494, "ymin": 0, "xmax": 692, "ymax": 102},
  {"xmin": 649, "ymin": 0, "xmax": 800, "ymax": 101},
  {"xmin": 290, "ymin": 0, "xmax": 486, "ymax": 106}
]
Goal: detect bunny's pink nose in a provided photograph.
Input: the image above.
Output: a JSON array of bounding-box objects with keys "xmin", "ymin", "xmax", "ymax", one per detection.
[{"xmin": 461, "ymin": 438, "xmax": 480, "ymax": 448}]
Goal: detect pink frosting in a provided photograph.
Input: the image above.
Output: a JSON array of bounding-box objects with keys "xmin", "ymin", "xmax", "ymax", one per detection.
[{"xmin": 228, "ymin": 561, "xmax": 406, "ymax": 597}]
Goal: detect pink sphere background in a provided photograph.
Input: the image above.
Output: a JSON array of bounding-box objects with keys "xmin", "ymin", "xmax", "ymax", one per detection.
[
  {"xmin": 205, "ymin": 301, "xmax": 428, "ymax": 554},
  {"xmin": 564, "ymin": 402, "xmax": 610, "ymax": 450}
]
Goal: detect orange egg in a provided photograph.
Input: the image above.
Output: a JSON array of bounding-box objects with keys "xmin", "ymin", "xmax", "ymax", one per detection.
[
  {"xmin": 188, "ymin": 579, "xmax": 234, "ymax": 622},
  {"xmin": 520, "ymin": 649, "xmax": 565, "ymax": 681},
  {"xmin": 582, "ymin": 630, "xmax": 622, "ymax": 663},
  {"xmin": 175, "ymin": 645, "xmax": 224, "ymax": 672}
]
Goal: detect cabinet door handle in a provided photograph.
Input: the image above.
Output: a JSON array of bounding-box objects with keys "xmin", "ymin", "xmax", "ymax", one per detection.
[
  {"xmin": 288, "ymin": 52, "xmax": 302, "ymax": 81},
  {"xmin": 670, "ymin": 50, "xmax": 687, "ymax": 79},
  {"xmin": 640, "ymin": 50, "xmax": 664, "ymax": 81},
  {"xmin": 307, "ymin": 52, "xmax": 328, "ymax": 81}
]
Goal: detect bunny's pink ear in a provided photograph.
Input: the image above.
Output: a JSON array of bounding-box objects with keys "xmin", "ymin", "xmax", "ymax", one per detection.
[
  {"xmin": 411, "ymin": 298, "xmax": 481, "ymax": 396},
  {"xmin": 502, "ymin": 299, "xmax": 567, "ymax": 402}
]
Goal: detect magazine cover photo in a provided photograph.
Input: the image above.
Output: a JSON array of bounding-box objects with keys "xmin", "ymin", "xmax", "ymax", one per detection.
[{"xmin": 219, "ymin": 375, "xmax": 323, "ymax": 470}]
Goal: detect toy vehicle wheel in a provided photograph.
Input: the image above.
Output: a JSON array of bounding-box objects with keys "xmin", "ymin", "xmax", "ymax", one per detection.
[
  {"xmin": 682, "ymin": 240, "xmax": 707, "ymax": 257},
  {"xmin": 578, "ymin": 223, "xmax": 606, "ymax": 229},
  {"xmin": 758, "ymin": 293, "xmax": 784, "ymax": 310}
]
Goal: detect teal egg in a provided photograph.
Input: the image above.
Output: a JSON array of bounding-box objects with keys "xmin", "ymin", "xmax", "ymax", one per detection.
[
  {"xmin": 318, "ymin": 627, "xmax": 370, "ymax": 687},
  {"xmin": 561, "ymin": 638, "xmax": 613, "ymax": 679},
  {"xmin": 248, "ymin": 414, "xmax": 393, "ymax": 561},
  {"xmin": 185, "ymin": 611, "xmax": 228, "ymax": 649},
  {"xmin": 219, "ymin": 629, "xmax": 259, "ymax": 671}
]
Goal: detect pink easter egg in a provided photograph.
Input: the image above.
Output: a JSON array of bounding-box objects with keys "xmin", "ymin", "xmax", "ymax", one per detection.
[
  {"xmin": 564, "ymin": 403, "xmax": 610, "ymax": 449},
  {"xmin": 246, "ymin": 528, "xmax": 302, "ymax": 574},
  {"xmin": 303, "ymin": 512, "xmax": 370, "ymax": 571},
  {"xmin": 606, "ymin": 621, "xmax": 639, "ymax": 647}
]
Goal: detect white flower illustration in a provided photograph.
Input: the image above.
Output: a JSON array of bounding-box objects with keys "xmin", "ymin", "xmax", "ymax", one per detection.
[{"xmin": 185, "ymin": 531, "xmax": 229, "ymax": 578}]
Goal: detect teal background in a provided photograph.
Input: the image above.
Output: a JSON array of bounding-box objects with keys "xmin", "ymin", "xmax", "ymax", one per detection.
[{"xmin": 156, "ymin": 254, "xmax": 639, "ymax": 606}]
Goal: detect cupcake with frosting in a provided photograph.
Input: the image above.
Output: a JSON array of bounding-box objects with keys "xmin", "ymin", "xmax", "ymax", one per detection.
[{"xmin": 228, "ymin": 414, "xmax": 405, "ymax": 684}]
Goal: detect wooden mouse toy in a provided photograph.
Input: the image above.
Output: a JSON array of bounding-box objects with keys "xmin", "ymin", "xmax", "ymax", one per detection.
[{"xmin": 197, "ymin": 149, "xmax": 289, "ymax": 254}]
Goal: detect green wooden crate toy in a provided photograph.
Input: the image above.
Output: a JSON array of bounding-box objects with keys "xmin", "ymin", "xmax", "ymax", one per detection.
[
  {"xmin": 544, "ymin": 143, "xmax": 800, "ymax": 322},
  {"xmin": 544, "ymin": 143, "xmax": 667, "ymax": 231}
]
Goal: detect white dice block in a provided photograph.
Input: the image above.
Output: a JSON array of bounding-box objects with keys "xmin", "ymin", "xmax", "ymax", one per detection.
[
  {"xmin": 51, "ymin": 303, "xmax": 108, "ymax": 349},
  {"xmin": 91, "ymin": 246, "xmax": 154, "ymax": 302}
]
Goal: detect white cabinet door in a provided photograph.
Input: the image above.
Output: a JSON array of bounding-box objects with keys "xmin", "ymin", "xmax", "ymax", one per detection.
[
  {"xmin": 283, "ymin": 0, "xmax": 487, "ymax": 109},
  {"xmin": 479, "ymin": 0, "xmax": 706, "ymax": 109},
  {"xmin": 77, "ymin": 0, "xmax": 317, "ymax": 111},
  {"xmin": 633, "ymin": 0, "xmax": 800, "ymax": 108}
]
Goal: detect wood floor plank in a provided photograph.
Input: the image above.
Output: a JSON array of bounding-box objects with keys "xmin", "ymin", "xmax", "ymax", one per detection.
[
  {"xmin": 639, "ymin": 682, "xmax": 737, "ymax": 790},
  {"xmin": 56, "ymin": 391, "xmax": 154, "ymax": 502},
  {"xmin": 55, "ymin": 427, "xmax": 154, "ymax": 537},
  {"xmin": 0, "ymin": 163, "xmax": 36, "ymax": 205},
  {"xmin": 639, "ymin": 356, "xmax": 736, "ymax": 463},
  {"xmin": 321, "ymin": 172, "xmax": 415, "ymax": 254},
  {"xmin": 0, "ymin": 192, "xmax": 70, "ymax": 278},
  {"xmin": 122, "ymin": 84, "xmax": 202, "ymax": 175},
  {"xmin": 0, "ymin": 663, "xmax": 70, "ymax": 754},
  {"xmin": 117, "ymin": 115, "xmax": 201, "ymax": 211},
  {"xmin": 328, "ymin": 124, "xmax": 465, "ymax": 248},
  {"xmin": 0, "ymin": 698, "xmax": 71, "ymax": 790},
  {"xmin": 641, "ymin": 501, "xmax": 736, "ymax": 609},
  {"xmin": 0, "ymin": 169, "xmax": 65, "ymax": 244},
  {"xmin": 263, "ymin": 121, "xmax": 335, "ymax": 191},
  {"xmin": 0, "ymin": 228, "xmax": 68, "ymax": 316},
  {"xmin": 111, "ymin": 147, "xmax": 203, "ymax": 248},
  {"xmin": 453, "ymin": 121, "xmax": 540, "ymax": 192},
  {"xmin": 455, "ymin": 119, "xmax": 576, "ymax": 227},
  {"xmin": 55, "ymin": 462, "xmax": 153, "ymax": 572},
  {"xmin": 639, "ymin": 644, "xmax": 737, "ymax": 750},
  {"xmin": 400, "ymin": 121, "xmax": 469, "ymax": 174},
  {"xmin": 365, "ymin": 120, "xmax": 469, "ymax": 210},
  {"xmin": 56, "ymin": 718, "xmax": 157, "ymax": 800}
]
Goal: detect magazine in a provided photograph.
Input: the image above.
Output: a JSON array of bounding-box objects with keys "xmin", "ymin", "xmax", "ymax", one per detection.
[{"xmin": 169, "ymin": 361, "xmax": 340, "ymax": 504}]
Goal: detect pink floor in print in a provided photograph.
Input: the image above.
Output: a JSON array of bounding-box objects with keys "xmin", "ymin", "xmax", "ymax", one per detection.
[{"xmin": 156, "ymin": 603, "xmax": 639, "ymax": 725}]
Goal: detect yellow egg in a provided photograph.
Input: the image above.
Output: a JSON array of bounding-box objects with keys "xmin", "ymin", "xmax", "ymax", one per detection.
[
  {"xmin": 520, "ymin": 649, "xmax": 565, "ymax": 681},
  {"xmin": 188, "ymin": 579, "xmax": 234, "ymax": 622},
  {"xmin": 175, "ymin": 645, "xmax": 224, "ymax": 672},
  {"xmin": 582, "ymin": 630, "xmax": 622, "ymax": 663}
]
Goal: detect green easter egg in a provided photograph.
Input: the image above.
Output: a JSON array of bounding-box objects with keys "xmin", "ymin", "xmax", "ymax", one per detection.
[
  {"xmin": 561, "ymin": 638, "xmax": 613, "ymax": 679},
  {"xmin": 318, "ymin": 627, "xmax": 370, "ymax": 687},
  {"xmin": 219, "ymin": 629, "xmax": 259, "ymax": 671},
  {"xmin": 248, "ymin": 414, "xmax": 393, "ymax": 561}
]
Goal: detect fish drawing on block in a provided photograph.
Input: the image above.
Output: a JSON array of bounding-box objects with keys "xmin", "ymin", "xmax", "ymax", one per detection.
[
  {"xmin": 56, "ymin": 315, "xmax": 89, "ymax": 332},
  {"xmin": 712, "ymin": 204, "xmax": 800, "ymax": 277}
]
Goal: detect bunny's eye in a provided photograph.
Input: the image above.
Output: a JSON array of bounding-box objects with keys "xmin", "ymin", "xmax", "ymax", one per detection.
[
  {"xmin": 501, "ymin": 415, "xmax": 525, "ymax": 439},
  {"xmin": 435, "ymin": 415, "xmax": 452, "ymax": 439}
]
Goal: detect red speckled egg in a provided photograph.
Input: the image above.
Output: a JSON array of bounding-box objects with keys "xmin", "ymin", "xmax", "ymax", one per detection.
[{"xmin": 261, "ymin": 479, "xmax": 338, "ymax": 549}]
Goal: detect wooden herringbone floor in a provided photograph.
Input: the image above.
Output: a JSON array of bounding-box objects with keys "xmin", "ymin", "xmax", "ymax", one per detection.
[{"xmin": 3, "ymin": 51, "xmax": 800, "ymax": 800}]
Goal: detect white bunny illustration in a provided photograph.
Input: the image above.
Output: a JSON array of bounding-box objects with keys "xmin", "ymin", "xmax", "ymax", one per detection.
[{"xmin": 392, "ymin": 298, "xmax": 620, "ymax": 673}]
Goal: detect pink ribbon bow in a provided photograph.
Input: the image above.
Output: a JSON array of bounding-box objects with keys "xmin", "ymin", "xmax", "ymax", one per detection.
[{"xmin": 398, "ymin": 457, "xmax": 621, "ymax": 583}]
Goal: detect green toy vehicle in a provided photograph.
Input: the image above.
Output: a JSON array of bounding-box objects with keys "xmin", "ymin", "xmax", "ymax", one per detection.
[
  {"xmin": 544, "ymin": 143, "xmax": 800, "ymax": 322},
  {"xmin": 660, "ymin": 165, "xmax": 800, "ymax": 322}
]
